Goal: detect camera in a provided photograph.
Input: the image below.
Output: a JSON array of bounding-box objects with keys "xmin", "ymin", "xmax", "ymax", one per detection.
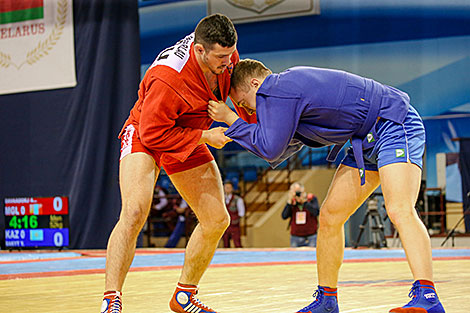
[{"xmin": 295, "ymin": 191, "xmax": 302, "ymax": 197}]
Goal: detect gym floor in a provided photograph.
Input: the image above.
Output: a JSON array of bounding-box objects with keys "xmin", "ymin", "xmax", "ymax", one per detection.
[{"xmin": 1, "ymin": 248, "xmax": 469, "ymax": 312}]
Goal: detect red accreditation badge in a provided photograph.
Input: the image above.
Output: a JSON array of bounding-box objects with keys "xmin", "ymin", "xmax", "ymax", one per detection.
[{"xmin": 296, "ymin": 211, "xmax": 307, "ymax": 225}]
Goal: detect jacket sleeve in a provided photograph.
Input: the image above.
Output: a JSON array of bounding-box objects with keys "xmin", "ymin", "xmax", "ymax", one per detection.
[
  {"xmin": 236, "ymin": 197, "xmax": 245, "ymax": 217},
  {"xmin": 310, "ymin": 197, "xmax": 320, "ymax": 216},
  {"xmin": 305, "ymin": 200, "xmax": 319, "ymax": 217},
  {"xmin": 281, "ymin": 203, "xmax": 292, "ymax": 219},
  {"xmin": 225, "ymin": 96, "xmax": 302, "ymax": 164},
  {"xmin": 139, "ymin": 77, "xmax": 202, "ymax": 162}
]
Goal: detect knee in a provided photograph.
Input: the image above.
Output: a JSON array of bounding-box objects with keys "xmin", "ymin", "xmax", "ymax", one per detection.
[
  {"xmin": 386, "ymin": 207, "xmax": 417, "ymax": 228},
  {"xmin": 119, "ymin": 202, "xmax": 150, "ymax": 233},
  {"xmin": 318, "ymin": 205, "xmax": 348, "ymax": 230},
  {"xmin": 200, "ymin": 209, "xmax": 230, "ymax": 235},
  {"xmin": 212, "ymin": 212, "xmax": 230, "ymax": 233}
]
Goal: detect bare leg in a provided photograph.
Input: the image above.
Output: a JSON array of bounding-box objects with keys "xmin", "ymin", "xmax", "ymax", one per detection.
[
  {"xmin": 169, "ymin": 160, "xmax": 229, "ymax": 285},
  {"xmin": 317, "ymin": 165, "xmax": 380, "ymax": 287},
  {"xmin": 379, "ymin": 162, "xmax": 432, "ymax": 280},
  {"xmin": 105, "ymin": 152, "xmax": 158, "ymax": 290}
]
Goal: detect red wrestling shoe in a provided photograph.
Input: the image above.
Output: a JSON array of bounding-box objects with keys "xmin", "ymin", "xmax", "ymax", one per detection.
[
  {"xmin": 101, "ymin": 291, "xmax": 122, "ymax": 313},
  {"xmin": 169, "ymin": 283, "xmax": 217, "ymax": 313}
]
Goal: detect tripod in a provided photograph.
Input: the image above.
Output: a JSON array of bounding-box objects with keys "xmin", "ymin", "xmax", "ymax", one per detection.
[
  {"xmin": 353, "ymin": 196, "xmax": 387, "ymax": 249},
  {"xmin": 441, "ymin": 192, "xmax": 470, "ymax": 247}
]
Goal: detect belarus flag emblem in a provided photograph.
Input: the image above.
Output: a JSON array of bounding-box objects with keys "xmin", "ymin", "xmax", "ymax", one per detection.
[{"xmin": 0, "ymin": 0, "xmax": 44, "ymax": 25}]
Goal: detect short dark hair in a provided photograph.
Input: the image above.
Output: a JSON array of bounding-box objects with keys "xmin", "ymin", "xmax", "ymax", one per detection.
[
  {"xmin": 231, "ymin": 59, "xmax": 271, "ymax": 91},
  {"xmin": 194, "ymin": 13, "xmax": 237, "ymax": 50}
]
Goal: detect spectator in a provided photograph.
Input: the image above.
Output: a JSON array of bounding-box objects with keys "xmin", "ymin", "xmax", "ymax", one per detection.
[
  {"xmin": 165, "ymin": 198, "xmax": 198, "ymax": 248},
  {"xmin": 152, "ymin": 185, "xmax": 169, "ymax": 213},
  {"xmin": 222, "ymin": 180, "xmax": 245, "ymax": 247},
  {"xmin": 149, "ymin": 185, "xmax": 171, "ymax": 236},
  {"xmin": 282, "ymin": 182, "xmax": 319, "ymax": 247}
]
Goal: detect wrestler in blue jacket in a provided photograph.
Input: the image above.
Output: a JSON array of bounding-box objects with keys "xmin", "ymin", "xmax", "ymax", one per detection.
[{"xmin": 208, "ymin": 59, "xmax": 445, "ymax": 313}]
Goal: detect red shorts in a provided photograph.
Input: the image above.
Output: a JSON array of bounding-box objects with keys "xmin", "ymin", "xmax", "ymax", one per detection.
[{"xmin": 119, "ymin": 124, "xmax": 214, "ymax": 175}]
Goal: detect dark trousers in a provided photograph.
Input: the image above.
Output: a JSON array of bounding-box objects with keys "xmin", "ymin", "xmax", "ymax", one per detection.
[{"xmin": 223, "ymin": 225, "xmax": 242, "ymax": 248}]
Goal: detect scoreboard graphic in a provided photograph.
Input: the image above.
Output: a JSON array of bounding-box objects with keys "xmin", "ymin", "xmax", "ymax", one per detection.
[{"xmin": 4, "ymin": 196, "xmax": 69, "ymax": 248}]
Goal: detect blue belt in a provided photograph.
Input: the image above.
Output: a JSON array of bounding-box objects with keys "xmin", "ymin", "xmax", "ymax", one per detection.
[{"xmin": 327, "ymin": 78, "xmax": 382, "ymax": 185}]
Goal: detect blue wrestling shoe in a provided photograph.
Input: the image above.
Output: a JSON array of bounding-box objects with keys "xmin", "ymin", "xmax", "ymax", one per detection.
[
  {"xmin": 296, "ymin": 286, "xmax": 339, "ymax": 313},
  {"xmin": 389, "ymin": 280, "xmax": 445, "ymax": 313}
]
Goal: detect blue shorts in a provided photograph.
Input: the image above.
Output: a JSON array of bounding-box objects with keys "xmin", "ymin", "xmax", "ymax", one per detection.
[{"xmin": 341, "ymin": 105, "xmax": 425, "ymax": 171}]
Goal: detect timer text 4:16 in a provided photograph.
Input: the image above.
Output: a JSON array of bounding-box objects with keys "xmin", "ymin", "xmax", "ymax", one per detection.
[{"xmin": 8, "ymin": 215, "xmax": 38, "ymax": 229}]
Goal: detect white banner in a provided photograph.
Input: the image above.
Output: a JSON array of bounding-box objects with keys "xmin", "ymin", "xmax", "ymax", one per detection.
[
  {"xmin": 0, "ymin": 0, "xmax": 76, "ymax": 95},
  {"xmin": 208, "ymin": 0, "xmax": 320, "ymax": 24}
]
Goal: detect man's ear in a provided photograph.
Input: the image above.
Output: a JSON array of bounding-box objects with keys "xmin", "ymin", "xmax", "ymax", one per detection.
[
  {"xmin": 194, "ymin": 43, "xmax": 205, "ymax": 55},
  {"xmin": 250, "ymin": 77, "xmax": 260, "ymax": 88}
]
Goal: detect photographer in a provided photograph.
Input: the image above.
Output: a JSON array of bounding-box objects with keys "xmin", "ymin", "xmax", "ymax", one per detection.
[{"xmin": 282, "ymin": 182, "xmax": 319, "ymax": 247}]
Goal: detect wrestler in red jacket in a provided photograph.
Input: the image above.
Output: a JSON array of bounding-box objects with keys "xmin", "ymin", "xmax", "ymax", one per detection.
[
  {"xmin": 102, "ymin": 14, "xmax": 245, "ymax": 313},
  {"xmin": 119, "ymin": 34, "xmax": 254, "ymax": 174}
]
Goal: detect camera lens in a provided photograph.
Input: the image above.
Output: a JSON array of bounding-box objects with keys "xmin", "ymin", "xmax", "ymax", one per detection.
[{"xmin": 295, "ymin": 191, "xmax": 301, "ymax": 197}]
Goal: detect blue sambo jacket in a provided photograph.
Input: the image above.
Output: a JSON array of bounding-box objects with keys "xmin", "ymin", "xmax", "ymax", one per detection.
[{"xmin": 225, "ymin": 66, "xmax": 411, "ymax": 185}]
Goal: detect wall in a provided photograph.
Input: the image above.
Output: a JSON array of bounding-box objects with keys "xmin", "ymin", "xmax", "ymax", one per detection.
[
  {"xmin": 0, "ymin": 0, "xmax": 141, "ymax": 249},
  {"xmin": 246, "ymin": 168, "xmax": 336, "ymax": 247},
  {"xmin": 138, "ymin": 0, "xmax": 470, "ymax": 193}
]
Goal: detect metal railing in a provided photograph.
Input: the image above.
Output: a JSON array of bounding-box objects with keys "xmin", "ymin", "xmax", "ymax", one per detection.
[{"xmin": 240, "ymin": 146, "xmax": 333, "ymax": 221}]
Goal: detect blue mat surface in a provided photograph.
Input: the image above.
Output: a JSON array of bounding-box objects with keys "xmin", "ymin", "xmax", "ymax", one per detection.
[
  {"xmin": 0, "ymin": 252, "xmax": 81, "ymax": 262},
  {"xmin": 1, "ymin": 248, "xmax": 469, "ymax": 276}
]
